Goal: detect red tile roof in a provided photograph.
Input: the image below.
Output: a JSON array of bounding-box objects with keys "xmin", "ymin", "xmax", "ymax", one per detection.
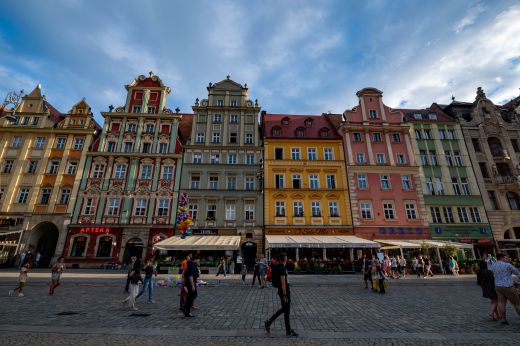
[
  {"xmin": 262, "ymin": 113, "xmax": 342, "ymax": 139},
  {"xmin": 44, "ymin": 101, "xmax": 64, "ymax": 123},
  {"xmin": 177, "ymin": 113, "xmax": 194, "ymax": 144},
  {"xmin": 398, "ymin": 103, "xmax": 456, "ymax": 123}
]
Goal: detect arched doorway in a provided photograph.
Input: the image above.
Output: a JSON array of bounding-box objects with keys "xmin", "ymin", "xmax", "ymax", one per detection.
[
  {"xmin": 241, "ymin": 241, "xmax": 257, "ymax": 268},
  {"xmin": 27, "ymin": 222, "xmax": 59, "ymax": 268},
  {"xmin": 123, "ymin": 238, "xmax": 144, "ymax": 264}
]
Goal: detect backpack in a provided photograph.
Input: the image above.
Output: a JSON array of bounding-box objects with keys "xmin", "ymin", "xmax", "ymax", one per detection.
[{"xmin": 271, "ymin": 264, "xmax": 284, "ymax": 288}]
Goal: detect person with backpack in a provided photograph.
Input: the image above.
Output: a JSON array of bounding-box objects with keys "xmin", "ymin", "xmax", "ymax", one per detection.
[{"xmin": 264, "ymin": 253, "xmax": 298, "ymax": 337}]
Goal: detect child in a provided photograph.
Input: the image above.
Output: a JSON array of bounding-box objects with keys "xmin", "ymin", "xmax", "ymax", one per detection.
[{"xmin": 10, "ymin": 262, "xmax": 30, "ymax": 297}]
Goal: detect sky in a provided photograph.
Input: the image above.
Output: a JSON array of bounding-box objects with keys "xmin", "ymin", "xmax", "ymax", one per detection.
[{"xmin": 1, "ymin": 0, "xmax": 520, "ymax": 124}]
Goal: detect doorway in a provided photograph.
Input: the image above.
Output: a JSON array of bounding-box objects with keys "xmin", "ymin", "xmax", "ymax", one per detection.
[
  {"xmin": 241, "ymin": 241, "xmax": 257, "ymax": 268},
  {"xmin": 27, "ymin": 222, "xmax": 59, "ymax": 268},
  {"xmin": 123, "ymin": 238, "xmax": 144, "ymax": 264}
]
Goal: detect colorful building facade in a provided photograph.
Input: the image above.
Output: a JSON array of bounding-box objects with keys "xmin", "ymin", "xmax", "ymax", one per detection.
[
  {"xmin": 66, "ymin": 73, "xmax": 183, "ymax": 267},
  {"xmin": 340, "ymin": 88, "xmax": 429, "ymax": 241},
  {"xmin": 0, "ymin": 86, "xmax": 97, "ymax": 267},
  {"xmin": 403, "ymin": 104, "xmax": 492, "ymax": 253}
]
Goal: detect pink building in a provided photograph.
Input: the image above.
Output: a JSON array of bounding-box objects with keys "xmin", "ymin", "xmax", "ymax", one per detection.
[{"xmin": 339, "ymin": 88, "xmax": 429, "ymax": 240}]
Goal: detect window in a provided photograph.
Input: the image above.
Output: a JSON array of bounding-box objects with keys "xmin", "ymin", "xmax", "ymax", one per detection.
[
  {"xmin": 372, "ymin": 133, "xmax": 382, "ymax": 142},
  {"xmin": 307, "ymin": 148, "xmax": 317, "ymax": 160},
  {"xmin": 227, "ymin": 176, "xmax": 237, "ymax": 190},
  {"xmin": 149, "ymin": 92, "xmax": 158, "ymax": 101},
  {"xmin": 22, "ymin": 117, "xmax": 30, "ymax": 125},
  {"xmin": 434, "ymin": 177, "xmax": 444, "ymax": 195},
  {"xmin": 2, "ymin": 160, "xmax": 13, "ymax": 174},
  {"xmin": 380, "ymin": 175, "xmax": 391, "ymax": 189},
  {"xmin": 217, "ymin": 100, "xmax": 224, "ymax": 107},
  {"xmin": 225, "ymin": 203, "xmax": 236, "ymax": 220},
  {"xmin": 488, "ymin": 191, "xmax": 498, "ymax": 210},
  {"xmin": 56, "ymin": 138, "xmax": 67, "ymax": 149},
  {"xmin": 428, "ymin": 151, "xmax": 437, "ymax": 165},
  {"xmin": 211, "ymin": 132, "xmax": 221, "ymax": 143},
  {"xmin": 423, "ymin": 129, "xmax": 432, "ymax": 139},
  {"xmin": 127, "ymin": 124, "xmax": 137, "ymax": 133},
  {"xmin": 0, "ymin": 187, "xmax": 4, "ymax": 202},
  {"xmin": 66, "ymin": 162, "xmax": 78, "ymax": 175},
  {"xmin": 309, "ymin": 175, "xmax": 319, "ymax": 189},
  {"xmin": 311, "ymin": 201, "xmax": 321, "ymax": 217},
  {"xmin": 324, "ymin": 148, "xmax": 333, "ymax": 160},
  {"xmin": 396, "ymin": 154, "xmax": 406, "ymax": 165},
  {"xmin": 461, "ymin": 178, "xmax": 470, "ymax": 195},
  {"xmin": 245, "ymin": 133, "xmax": 253, "ymax": 144},
  {"xmin": 158, "ymin": 199, "xmax": 169, "ymax": 216},
  {"xmin": 96, "ymin": 236, "xmax": 113, "ymax": 257},
  {"xmin": 275, "ymin": 148, "xmax": 284, "ymax": 160},
  {"xmin": 507, "ymin": 192, "xmax": 520, "ymax": 210},
  {"xmin": 191, "ymin": 176, "xmax": 201, "ymax": 189},
  {"xmin": 106, "ymin": 141, "xmax": 116, "ymax": 152},
  {"xmin": 134, "ymin": 199, "xmax": 147, "ymax": 216},
  {"xmin": 189, "ymin": 204, "xmax": 198, "ymax": 220},
  {"xmin": 376, "ymin": 153, "xmax": 386, "ymax": 164},
  {"xmin": 35, "ymin": 137, "xmax": 45, "ymax": 149},
  {"xmin": 73, "ymin": 138, "xmax": 85, "ymax": 150},
  {"xmin": 107, "ymin": 198, "xmax": 120, "ymax": 216},
  {"xmin": 227, "ymin": 154, "xmax": 236, "ymax": 164},
  {"xmin": 415, "ymin": 129, "xmax": 422, "ymax": 139},
  {"xmin": 275, "ymin": 174, "xmax": 284, "ymax": 189},
  {"xmin": 447, "ymin": 130, "xmax": 456, "ymax": 140},
  {"xmin": 11, "ymin": 136, "xmax": 22, "ymax": 148},
  {"xmin": 145, "ymin": 124, "xmax": 155, "ymax": 134},
  {"xmin": 472, "ymin": 138, "xmax": 481, "ymax": 152},
  {"xmin": 17, "ymin": 188, "xmax": 29, "ymax": 204},
  {"xmin": 229, "ymin": 133, "xmax": 237, "ymax": 144},
  {"xmin": 210, "ymin": 154, "xmax": 220, "ymax": 164},
  {"xmin": 358, "ymin": 174, "xmax": 368, "ymax": 189},
  {"xmin": 48, "ymin": 161, "xmax": 60, "ymax": 174},
  {"xmin": 438, "ymin": 130, "xmax": 446, "ymax": 139},
  {"xmin": 59, "ymin": 188, "xmax": 71, "ymax": 205},
  {"xmin": 193, "ymin": 153, "xmax": 203, "ymax": 164},
  {"xmin": 27, "ymin": 160, "xmax": 38, "ymax": 174},
  {"xmin": 326, "ymin": 175, "xmax": 336, "ymax": 189},
  {"xmin": 445, "ymin": 152, "xmax": 453, "ymax": 166},
  {"xmin": 431, "ymin": 207, "xmax": 442, "ymax": 223},
  {"xmin": 140, "ymin": 165, "xmax": 152, "ymax": 179},
  {"xmin": 142, "ymin": 142, "xmax": 151, "ymax": 153},
  {"xmin": 39, "ymin": 188, "xmax": 52, "ymax": 205},
  {"xmin": 32, "ymin": 118, "xmax": 40, "ymax": 126},
  {"xmin": 454, "ymin": 151, "xmax": 462, "ymax": 166},
  {"xmin": 272, "ymin": 127, "xmax": 282, "ymax": 136},
  {"xmin": 291, "ymin": 148, "xmax": 301, "ymax": 160},
  {"xmin": 245, "ymin": 203, "xmax": 254, "ymax": 220},
  {"xmin": 123, "ymin": 142, "xmax": 133, "ymax": 152},
  {"xmin": 147, "ymin": 106, "xmax": 155, "ymax": 114},
  {"xmin": 246, "ymin": 154, "xmax": 255, "ymax": 165},
  {"xmin": 209, "ymin": 176, "xmax": 219, "ymax": 189},
  {"xmin": 158, "ymin": 143, "xmax": 168, "ymax": 153},
  {"xmin": 360, "ymin": 202, "xmax": 372, "ymax": 219},
  {"xmin": 132, "ymin": 106, "xmax": 141, "ymax": 113},
  {"xmin": 452, "ymin": 177, "xmax": 462, "ymax": 195},
  {"xmin": 282, "ymin": 118, "xmax": 289, "ymax": 125},
  {"xmin": 329, "ymin": 201, "xmax": 339, "ymax": 217},
  {"xmin": 457, "ymin": 207, "xmax": 469, "ymax": 223},
  {"xmin": 353, "ymin": 133, "xmax": 362, "ymax": 142},
  {"xmin": 296, "ymin": 128, "xmax": 305, "ymax": 137},
  {"xmin": 70, "ymin": 236, "xmax": 87, "ymax": 257},
  {"xmin": 369, "ymin": 110, "xmax": 377, "ymax": 119},
  {"xmin": 443, "ymin": 207, "xmax": 455, "ymax": 223},
  {"xmin": 356, "ymin": 153, "xmax": 366, "ymax": 164},
  {"xmin": 245, "ymin": 176, "xmax": 255, "ymax": 190},
  {"xmin": 162, "ymin": 166, "xmax": 173, "ymax": 180},
  {"xmin": 383, "ymin": 203, "xmax": 395, "ymax": 219},
  {"xmin": 401, "ymin": 175, "xmax": 412, "ymax": 190},
  {"xmin": 292, "ymin": 174, "xmax": 301, "ymax": 189},
  {"xmin": 83, "ymin": 198, "xmax": 95, "ymax": 215},
  {"xmin": 275, "ymin": 201, "xmax": 286, "ymax": 217},
  {"xmin": 468, "ymin": 207, "xmax": 482, "ymax": 223},
  {"xmin": 426, "ymin": 177, "xmax": 434, "ymax": 195},
  {"xmin": 392, "ymin": 133, "xmax": 401, "ymax": 142},
  {"xmin": 293, "ymin": 201, "xmax": 304, "ymax": 217},
  {"xmin": 230, "ymin": 114, "xmax": 238, "ymax": 123},
  {"xmin": 320, "ymin": 128, "xmax": 329, "ymax": 137},
  {"xmin": 479, "ymin": 162, "xmax": 489, "ymax": 178},
  {"xmin": 196, "ymin": 133, "xmax": 205, "ymax": 143},
  {"xmin": 419, "ymin": 150, "xmax": 428, "ymax": 165},
  {"xmin": 405, "ymin": 203, "xmax": 417, "ymax": 220}
]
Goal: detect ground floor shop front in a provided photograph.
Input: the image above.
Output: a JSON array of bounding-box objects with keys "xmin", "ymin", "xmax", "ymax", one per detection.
[{"xmin": 429, "ymin": 224, "xmax": 494, "ymax": 257}]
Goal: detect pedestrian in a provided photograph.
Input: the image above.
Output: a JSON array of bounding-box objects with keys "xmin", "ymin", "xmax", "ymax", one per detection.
[
  {"xmin": 241, "ymin": 263, "xmax": 248, "ymax": 285},
  {"xmin": 258, "ymin": 254, "xmax": 268, "ymax": 288},
  {"xmin": 362, "ymin": 254, "xmax": 373, "ymax": 289},
  {"xmin": 374, "ymin": 259, "xmax": 387, "ymax": 294},
  {"xmin": 416, "ymin": 256, "xmax": 425, "ymax": 278},
  {"xmin": 390, "ymin": 256, "xmax": 398, "ymax": 279},
  {"xmin": 18, "ymin": 251, "xmax": 26, "ymax": 269},
  {"xmin": 121, "ymin": 259, "xmax": 142, "ymax": 310},
  {"xmin": 35, "ymin": 252, "xmax": 41, "ymax": 268},
  {"xmin": 179, "ymin": 255, "xmax": 190, "ymax": 310},
  {"xmin": 236, "ymin": 254, "xmax": 243, "ymax": 275},
  {"xmin": 264, "ymin": 253, "xmax": 298, "ymax": 337},
  {"xmin": 183, "ymin": 256, "xmax": 199, "ymax": 317},
  {"xmin": 484, "ymin": 252, "xmax": 496, "ymax": 270},
  {"xmin": 412, "ymin": 256, "xmax": 418, "ymax": 276},
  {"xmin": 124, "ymin": 256, "xmax": 137, "ymax": 293},
  {"xmin": 489, "ymin": 253, "xmax": 520, "ymax": 325},
  {"xmin": 424, "ymin": 256, "xmax": 434, "ymax": 277},
  {"xmin": 216, "ymin": 256, "xmax": 226, "ymax": 277},
  {"xmin": 252, "ymin": 258, "xmax": 261, "ymax": 287},
  {"xmin": 136, "ymin": 259, "xmax": 156, "ymax": 303},
  {"xmin": 398, "ymin": 256, "xmax": 407, "ymax": 278},
  {"xmin": 383, "ymin": 255, "xmax": 391, "ymax": 276},
  {"xmin": 479, "ymin": 259, "xmax": 499, "ymax": 321},
  {"xmin": 48, "ymin": 256, "xmax": 65, "ymax": 295},
  {"xmin": 9, "ymin": 262, "xmax": 30, "ymax": 297},
  {"xmin": 449, "ymin": 256, "xmax": 459, "ymax": 276}
]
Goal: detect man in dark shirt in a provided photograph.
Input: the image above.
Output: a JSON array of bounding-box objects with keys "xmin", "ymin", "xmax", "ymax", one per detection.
[
  {"xmin": 183, "ymin": 257, "xmax": 199, "ymax": 317},
  {"xmin": 264, "ymin": 253, "xmax": 298, "ymax": 337},
  {"xmin": 136, "ymin": 259, "xmax": 156, "ymax": 303}
]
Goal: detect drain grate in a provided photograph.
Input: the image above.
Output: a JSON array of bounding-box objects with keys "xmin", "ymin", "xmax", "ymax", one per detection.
[
  {"xmin": 130, "ymin": 313, "xmax": 151, "ymax": 317},
  {"xmin": 56, "ymin": 311, "xmax": 79, "ymax": 316}
]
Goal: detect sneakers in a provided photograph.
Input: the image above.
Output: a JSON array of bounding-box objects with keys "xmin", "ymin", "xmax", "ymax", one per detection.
[
  {"xmin": 8, "ymin": 290, "xmax": 13, "ymax": 296},
  {"xmin": 18, "ymin": 293, "xmax": 24, "ymax": 297},
  {"xmin": 264, "ymin": 320, "xmax": 270, "ymax": 334},
  {"xmin": 131, "ymin": 307, "xmax": 138, "ymax": 311},
  {"xmin": 148, "ymin": 300, "xmax": 155, "ymax": 304},
  {"xmin": 184, "ymin": 314, "xmax": 195, "ymax": 318},
  {"xmin": 286, "ymin": 329, "xmax": 298, "ymax": 337}
]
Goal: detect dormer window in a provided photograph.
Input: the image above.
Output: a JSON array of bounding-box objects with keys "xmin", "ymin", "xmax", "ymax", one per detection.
[
  {"xmin": 296, "ymin": 128, "xmax": 305, "ymax": 138},
  {"xmin": 413, "ymin": 113, "xmax": 422, "ymax": 119},
  {"xmin": 320, "ymin": 128, "xmax": 329, "ymax": 138},
  {"xmin": 272, "ymin": 126, "xmax": 281, "ymax": 137},
  {"xmin": 369, "ymin": 110, "xmax": 377, "ymax": 119},
  {"xmin": 428, "ymin": 113, "xmax": 437, "ymax": 120},
  {"xmin": 282, "ymin": 117, "xmax": 290, "ymax": 125},
  {"xmin": 305, "ymin": 118, "xmax": 313, "ymax": 127}
]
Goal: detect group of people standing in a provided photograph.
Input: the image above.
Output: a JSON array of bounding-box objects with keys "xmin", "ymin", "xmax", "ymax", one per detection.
[{"xmin": 362, "ymin": 255, "xmax": 388, "ymax": 294}]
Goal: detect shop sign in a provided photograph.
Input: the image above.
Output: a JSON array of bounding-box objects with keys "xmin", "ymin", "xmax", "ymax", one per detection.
[
  {"xmin": 80, "ymin": 227, "xmax": 111, "ymax": 233},
  {"xmin": 379, "ymin": 227, "xmax": 423, "ymax": 235},
  {"xmin": 192, "ymin": 229, "xmax": 218, "ymax": 236},
  {"xmin": 0, "ymin": 218, "xmax": 16, "ymax": 227}
]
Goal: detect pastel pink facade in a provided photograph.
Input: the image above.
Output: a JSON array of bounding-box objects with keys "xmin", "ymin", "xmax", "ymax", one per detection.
[{"xmin": 340, "ymin": 88, "xmax": 429, "ymax": 240}]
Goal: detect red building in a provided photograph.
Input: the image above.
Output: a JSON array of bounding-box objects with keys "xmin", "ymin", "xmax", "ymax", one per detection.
[{"xmin": 339, "ymin": 88, "xmax": 430, "ymax": 240}]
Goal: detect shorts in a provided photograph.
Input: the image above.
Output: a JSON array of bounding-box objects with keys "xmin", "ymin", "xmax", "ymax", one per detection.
[
  {"xmin": 397, "ymin": 266, "xmax": 404, "ymax": 273},
  {"xmin": 259, "ymin": 268, "xmax": 266, "ymax": 276},
  {"xmin": 496, "ymin": 286, "xmax": 520, "ymax": 305}
]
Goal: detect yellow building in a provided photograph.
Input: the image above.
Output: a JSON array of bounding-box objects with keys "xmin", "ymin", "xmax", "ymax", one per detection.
[
  {"xmin": 0, "ymin": 85, "xmax": 98, "ymax": 267},
  {"xmin": 262, "ymin": 112, "xmax": 361, "ymax": 262}
]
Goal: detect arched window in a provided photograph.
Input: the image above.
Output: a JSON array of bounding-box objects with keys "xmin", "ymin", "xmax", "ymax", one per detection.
[
  {"xmin": 96, "ymin": 235, "xmax": 114, "ymax": 257},
  {"xmin": 507, "ymin": 191, "xmax": 520, "ymax": 210},
  {"xmin": 70, "ymin": 235, "xmax": 88, "ymax": 257},
  {"xmin": 488, "ymin": 137, "xmax": 503, "ymax": 157}
]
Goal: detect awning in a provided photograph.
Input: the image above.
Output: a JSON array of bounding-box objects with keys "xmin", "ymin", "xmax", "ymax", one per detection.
[
  {"xmin": 375, "ymin": 240, "xmax": 422, "ymax": 250},
  {"xmin": 265, "ymin": 235, "xmax": 379, "ymax": 249},
  {"xmin": 154, "ymin": 235, "xmax": 241, "ymax": 251},
  {"xmin": 375, "ymin": 239, "xmax": 474, "ymax": 250}
]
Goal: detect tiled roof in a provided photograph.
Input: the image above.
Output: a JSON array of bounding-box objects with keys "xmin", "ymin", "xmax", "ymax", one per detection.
[
  {"xmin": 262, "ymin": 113, "xmax": 342, "ymax": 139},
  {"xmin": 44, "ymin": 101, "xmax": 64, "ymax": 123},
  {"xmin": 398, "ymin": 103, "xmax": 456, "ymax": 123},
  {"xmin": 503, "ymin": 95, "xmax": 520, "ymax": 110},
  {"xmin": 177, "ymin": 113, "xmax": 194, "ymax": 144}
]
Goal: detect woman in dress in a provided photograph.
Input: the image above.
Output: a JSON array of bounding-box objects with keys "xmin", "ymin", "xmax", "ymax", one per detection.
[
  {"xmin": 479, "ymin": 260, "xmax": 498, "ymax": 320},
  {"xmin": 121, "ymin": 259, "xmax": 143, "ymax": 310},
  {"xmin": 49, "ymin": 256, "xmax": 65, "ymax": 295},
  {"xmin": 9, "ymin": 262, "xmax": 30, "ymax": 297}
]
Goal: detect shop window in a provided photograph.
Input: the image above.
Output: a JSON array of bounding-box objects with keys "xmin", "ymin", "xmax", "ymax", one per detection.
[
  {"xmin": 96, "ymin": 236, "xmax": 113, "ymax": 257},
  {"xmin": 70, "ymin": 236, "xmax": 87, "ymax": 257}
]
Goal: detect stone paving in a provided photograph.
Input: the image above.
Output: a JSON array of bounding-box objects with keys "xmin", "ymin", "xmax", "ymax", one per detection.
[{"xmin": 0, "ymin": 270, "xmax": 519, "ymax": 345}]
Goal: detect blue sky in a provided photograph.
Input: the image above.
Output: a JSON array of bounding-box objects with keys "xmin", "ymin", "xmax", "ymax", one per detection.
[{"xmin": 1, "ymin": 0, "xmax": 519, "ymax": 123}]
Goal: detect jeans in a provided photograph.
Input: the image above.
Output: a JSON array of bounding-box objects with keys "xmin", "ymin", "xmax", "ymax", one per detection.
[
  {"xmin": 136, "ymin": 276, "xmax": 153, "ymax": 301},
  {"xmin": 268, "ymin": 287, "xmax": 292, "ymax": 332},
  {"xmin": 184, "ymin": 287, "xmax": 197, "ymax": 315}
]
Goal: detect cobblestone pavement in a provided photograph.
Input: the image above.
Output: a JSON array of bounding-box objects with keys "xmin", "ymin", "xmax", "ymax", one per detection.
[{"xmin": 0, "ymin": 270, "xmax": 519, "ymax": 345}]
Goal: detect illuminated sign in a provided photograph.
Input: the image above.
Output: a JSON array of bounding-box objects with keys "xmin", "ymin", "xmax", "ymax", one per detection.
[{"xmin": 80, "ymin": 227, "xmax": 111, "ymax": 233}]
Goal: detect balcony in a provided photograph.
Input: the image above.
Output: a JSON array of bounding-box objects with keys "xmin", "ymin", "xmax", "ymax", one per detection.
[{"xmin": 495, "ymin": 175, "xmax": 518, "ymax": 185}]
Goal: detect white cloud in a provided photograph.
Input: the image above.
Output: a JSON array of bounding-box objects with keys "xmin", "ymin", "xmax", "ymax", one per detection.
[{"xmin": 453, "ymin": 3, "xmax": 486, "ymax": 33}]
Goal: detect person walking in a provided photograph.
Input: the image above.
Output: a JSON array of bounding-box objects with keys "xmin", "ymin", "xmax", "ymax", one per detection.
[
  {"xmin": 48, "ymin": 256, "xmax": 65, "ymax": 295},
  {"xmin": 35, "ymin": 252, "xmax": 41, "ymax": 268},
  {"xmin": 362, "ymin": 254, "xmax": 373, "ymax": 289},
  {"xmin": 136, "ymin": 259, "xmax": 156, "ymax": 303},
  {"xmin": 183, "ymin": 257, "xmax": 199, "ymax": 317},
  {"xmin": 9, "ymin": 262, "xmax": 30, "ymax": 297},
  {"xmin": 258, "ymin": 254, "xmax": 268, "ymax": 288},
  {"xmin": 424, "ymin": 256, "xmax": 434, "ymax": 277},
  {"xmin": 412, "ymin": 256, "xmax": 418, "ymax": 276},
  {"xmin": 252, "ymin": 258, "xmax": 261, "ymax": 287},
  {"xmin": 479, "ymin": 259, "xmax": 499, "ymax": 321},
  {"xmin": 398, "ymin": 256, "xmax": 407, "ymax": 278},
  {"xmin": 374, "ymin": 259, "xmax": 386, "ymax": 294},
  {"xmin": 236, "ymin": 254, "xmax": 243, "ymax": 275},
  {"xmin": 449, "ymin": 256, "xmax": 459, "ymax": 276},
  {"xmin": 216, "ymin": 256, "xmax": 226, "ymax": 277},
  {"xmin": 490, "ymin": 253, "xmax": 520, "ymax": 325},
  {"xmin": 121, "ymin": 259, "xmax": 142, "ymax": 310},
  {"xmin": 264, "ymin": 253, "xmax": 298, "ymax": 337},
  {"xmin": 124, "ymin": 256, "xmax": 137, "ymax": 293},
  {"xmin": 390, "ymin": 256, "xmax": 398, "ymax": 279},
  {"xmin": 241, "ymin": 263, "xmax": 248, "ymax": 285},
  {"xmin": 416, "ymin": 256, "xmax": 425, "ymax": 278},
  {"xmin": 179, "ymin": 255, "xmax": 190, "ymax": 310}
]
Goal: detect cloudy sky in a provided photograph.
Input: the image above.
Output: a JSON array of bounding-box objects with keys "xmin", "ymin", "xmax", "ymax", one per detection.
[{"xmin": 1, "ymin": 0, "xmax": 519, "ymax": 123}]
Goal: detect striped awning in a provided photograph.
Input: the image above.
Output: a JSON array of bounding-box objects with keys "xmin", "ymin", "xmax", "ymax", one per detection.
[
  {"xmin": 154, "ymin": 235, "xmax": 241, "ymax": 251},
  {"xmin": 375, "ymin": 239, "xmax": 474, "ymax": 249},
  {"xmin": 265, "ymin": 235, "xmax": 379, "ymax": 249}
]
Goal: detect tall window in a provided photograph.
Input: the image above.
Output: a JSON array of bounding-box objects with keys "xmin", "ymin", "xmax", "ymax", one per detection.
[
  {"xmin": 507, "ymin": 192, "xmax": 520, "ymax": 210},
  {"xmin": 457, "ymin": 207, "xmax": 469, "ymax": 223},
  {"xmin": 454, "ymin": 151, "xmax": 462, "ymax": 166},
  {"xmin": 147, "ymin": 106, "xmax": 155, "ymax": 114},
  {"xmin": 114, "ymin": 164, "xmax": 126, "ymax": 179},
  {"xmin": 70, "ymin": 236, "xmax": 87, "ymax": 257},
  {"xmin": 356, "ymin": 153, "xmax": 365, "ymax": 164},
  {"xmin": 123, "ymin": 142, "xmax": 133, "ymax": 152},
  {"xmin": 488, "ymin": 191, "xmax": 498, "ymax": 210},
  {"xmin": 369, "ymin": 110, "xmax": 377, "ymax": 119},
  {"xmin": 447, "ymin": 130, "xmax": 456, "ymax": 139},
  {"xmin": 445, "ymin": 152, "xmax": 453, "ymax": 166},
  {"xmin": 227, "ymin": 176, "xmax": 237, "ymax": 190},
  {"xmin": 326, "ymin": 175, "xmax": 336, "ymax": 189},
  {"xmin": 275, "ymin": 148, "xmax": 284, "ymax": 160},
  {"xmin": 376, "ymin": 153, "xmax": 386, "ymax": 164},
  {"xmin": 210, "ymin": 154, "xmax": 220, "ymax": 164},
  {"xmin": 358, "ymin": 174, "xmax": 368, "ymax": 189},
  {"xmin": 292, "ymin": 174, "xmax": 301, "ymax": 189},
  {"xmin": 27, "ymin": 160, "xmax": 38, "ymax": 174},
  {"xmin": 426, "ymin": 177, "xmax": 434, "ymax": 195},
  {"xmin": 246, "ymin": 154, "xmax": 255, "ymax": 165},
  {"xmin": 59, "ymin": 189, "xmax": 71, "ymax": 205},
  {"xmin": 227, "ymin": 154, "xmax": 236, "ymax": 164},
  {"xmin": 396, "ymin": 154, "xmax": 406, "ymax": 165},
  {"xmin": 39, "ymin": 188, "xmax": 52, "ymax": 205},
  {"xmin": 213, "ymin": 114, "xmax": 222, "ymax": 122},
  {"xmin": 380, "ymin": 175, "xmax": 390, "ymax": 189},
  {"xmin": 132, "ymin": 106, "xmax": 141, "ymax": 113},
  {"xmin": 479, "ymin": 162, "xmax": 489, "ymax": 178},
  {"xmin": 405, "ymin": 203, "xmax": 417, "ymax": 220},
  {"xmin": 307, "ymin": 148, "xmax": 317, "ymax": 160},
  {"xmin": 472, "ymin": 138, "xmax": 481, "ymax": 152},
  {"xmin": 2, "ymin": 160, "xmax": 13, "ymax": 174},
  {"xmin": 127, "ymin": 123, "xmax": 137, "ymax": 132},
  {"xmin": 67, "ymin": 162, "xmax": 78, "ymax": 175},
  {"xmin": 245, "ymin": 133, "xmax": 253, "ymax": 144},
  {"xmin": 423, "ymin": 129, "xmax": 432, "ymax": 139},
  {"xmin": 18, "ymin": 188, "xmax": 30, "ymax": 204},
  {"xmin": 392, "ymin": 133, "xmax": 401, "ymax": 142},
  {"xmin": 225, "ymin": 203, "xmax": 236, "ymax": 220},
  {"xmin": 212, "ymin": 132, "xmax": 221, "ymax": 143},
  {"xmin": 451, "ymin": 177, "xmax": 462, "ymax": 195},
  {"xmin": 96, "ymin": 236, "xmax": 113, "ymax": 257},
  {"xmin": 353, "ymin": 133, "xmax": 362, "ymax": 142},
  {"xmin": 275, "ymin": 174, "xmax": 284, "ymax": 189},
  {"xmin": 35, "ymin": 137, "xmax": 45, "ymax": 149},
  {"xmin": 275, "ymin": 201, "xmax": 285, "ymax": 217},
  {"xmin": 291, "ymin": 148, "xmax": 301, "ymax": 160},
  {"xmin": 145, "ymin": 124, "xmax": 155, "ymax": 133},
  {"xmin": 428, "ymin": 151, "xmax": 437, "ymax": 165},
  {"xmin": 107, "ymin": 198, "xmax": 120, "ymax": 216},
  {"xmin": 230, "ymin": 114, "xmax": 238, "ymax": 122},
  {"xmin": 134, "ymin": 199, "xmax": 147, "ymax": 216},
  {"xmin": 245, "ymin": 176, "xmax": 254, "ymax": 190},
  {"xmin": 324, "ymin": 148, "xmax": 333, "ymax": 160},
  {"xmin": 360, "ymin": 202, "xmax": 372, "ymax": 219},
  {"xmin": 431, "ymin": 207, "xmax": 442, "ymax": 223},
  {"xmin": 372, "ymin": 133, "xmax": 382, "ymax": 142},
  {"xmin": 438, "ymin": 130, "xmax": 446, "ymax": 140},
  {"xmin": 158, "ymin": 199, "xmax": 169, "ymax": 216},
  {"xmin": 311, "ymin": 201, "xmax": 321, "ymax": 217},
  {"xmin": 162, "ymin": 166, "xmax": 173, "ymax": 180},
  {"xmin": 189, "ymin": 203, "xmax": 198, "ymax": 220},
  {"xmin": 140, "ymin": 165, "xmax": 153, "ymax": 179},
  {"xmin": 83, "ymin": 198, "xmax": 95, "ymax": 215},
  {"xmin": 48, "ymin": 161, "xmax": 60, "ymax": 174},
  {"xmin": 11, "ymin": 136, "xmax": 22, "ymax": 148},
  {"xmin": 470, "ymin": 207, "xmax": 482, "ymax": 222},
  {"xmin": 245, "ymin": 202, "xmax": 255, "ymax": 220},
  {"xmin": 434, "ymin": 177, "xmax": 444, "ymax": 195},
  {"xmin": 443, "ymin": 207, "xmax": 455, "ymax": 223},
  {"xmin": 196, "ymin": 133, "xmax": 205, "ymax": 143},
  {"xmin": 328, "ymin": 201, "xmax": 339, "ymax": 217},
  {"xmin": 209, "ymin": 176, "xmax": 219, "ymax": 189},
  {"xmin": 419, "ymin": 150, "xmax": 428, "ymax": 165},
  {"xmin": 107, "ymin": 142, "xmax": 116, "ymax": 152},
  {"xmin": 56, "ymin": 138, "xmax": 67, "ymax": 149},
  {"xmin": 401, "ymin": 175, "xmax": 412, "ymax": 190},
  {"xmin": 383, "ymin": 203, "xmax": 395, "ymax": 219},
  {"xmin": 158, "ymin": 143, "xmax": 168, "ymax": 153},
  {"xmin": 293, "ymin": 201, "xmax": 303, "ymax": 217},
  {"xmin": 229, "ymin": 133, "xmax": 237, "ymax": 144},
  {"xmin": 309, "ymin": 175, "xmax": 319, "ymax": 189},
  {"xmin": 461, "ymin": 179, "xmax": 471, "ymax": 195},
  {"xmin": 73, "ymin": 138, "xmax": 85, "ymax": 150},
  {"xmin": 142, "ymin": 142, "xmax": 151, "ymax": 153}
]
